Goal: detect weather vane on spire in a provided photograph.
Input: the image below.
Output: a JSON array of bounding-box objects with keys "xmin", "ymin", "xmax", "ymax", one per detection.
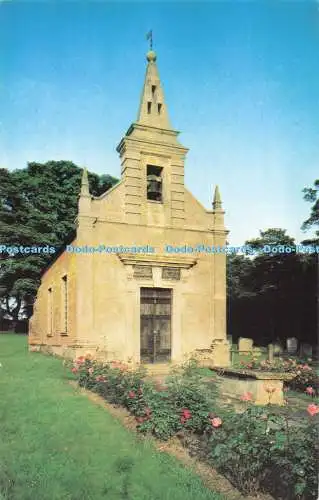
[{"xmin": 146, "ymin": 30, "xmax": 153, "ymax": 50}]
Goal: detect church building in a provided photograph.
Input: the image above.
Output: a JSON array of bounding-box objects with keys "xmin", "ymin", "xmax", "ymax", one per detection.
[{"xmin": 29, "ymin": 49, "xmax": 230, "ymax": 367}]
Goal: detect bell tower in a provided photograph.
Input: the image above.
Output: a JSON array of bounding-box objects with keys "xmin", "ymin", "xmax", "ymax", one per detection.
[{"xmin": 116, "ymin": 49, "xmax": 188, "ymax": 227}]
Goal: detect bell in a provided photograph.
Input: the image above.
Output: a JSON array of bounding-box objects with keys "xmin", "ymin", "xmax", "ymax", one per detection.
[{"xmin": 147, "ymin": 174, "xmax": 162, "ymax": 200}]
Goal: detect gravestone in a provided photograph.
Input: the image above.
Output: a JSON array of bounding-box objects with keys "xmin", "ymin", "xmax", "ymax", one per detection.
[
  {"xmin": 268, "ymin": 343, "xmax": 274, "ymax": 363},
  {"xmin": 238, "ymin": 337, "xmax": 253, "ymax": 353},
  {"xmin": 286, "ymin": 337, "xmax": 298, "ymax": 355},
  {"xmin": 299, "ymin": 343, "xmax": 313, "ymax": 358}
]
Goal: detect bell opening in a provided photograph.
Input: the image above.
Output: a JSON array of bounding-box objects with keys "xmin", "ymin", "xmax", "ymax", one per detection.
[{"xmin": 147, "ymin": 165, "xmax": 163, "ymax": 202}]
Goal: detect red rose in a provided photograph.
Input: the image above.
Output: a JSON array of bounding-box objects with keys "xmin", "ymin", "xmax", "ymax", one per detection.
[{"xmin": 181, "ymin": 408, "xmax": 192, "ymax": 420}]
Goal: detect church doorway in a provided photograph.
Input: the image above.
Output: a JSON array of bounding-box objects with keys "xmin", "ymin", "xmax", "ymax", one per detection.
[{"xmin": 140, "ymin": 287, "xmax": 172, "ymax": 363}]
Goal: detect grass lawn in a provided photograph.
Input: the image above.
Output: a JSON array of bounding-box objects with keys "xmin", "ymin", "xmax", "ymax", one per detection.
[{"xmin": 0, "ymin": 334, "xmax": 224, "ymax": 500}]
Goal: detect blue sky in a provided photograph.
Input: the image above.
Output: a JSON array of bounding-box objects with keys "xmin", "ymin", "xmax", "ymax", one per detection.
[{"xmin": 1, "ymin": 1, "xmax": 318, "ymax": 244}]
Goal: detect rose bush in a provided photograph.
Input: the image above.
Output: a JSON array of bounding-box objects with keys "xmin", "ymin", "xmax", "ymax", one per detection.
[
  {"xmin": 208, "ymin": 399, "xmax": 319, "ymax": 499},
  {"xmin": 287, "ymin": 367, "xmax": 319, "ymax": 396}
]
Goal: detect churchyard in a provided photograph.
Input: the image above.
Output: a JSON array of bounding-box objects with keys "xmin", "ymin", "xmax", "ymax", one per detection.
[{"xmin": 2, "ymin": 333, "xmax": 317, "ymax": 500}]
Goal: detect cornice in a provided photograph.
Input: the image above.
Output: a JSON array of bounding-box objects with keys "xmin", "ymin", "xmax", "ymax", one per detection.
[{"xmin": 117, "ymin": 253, "xmax": 197, "ymax": 269}]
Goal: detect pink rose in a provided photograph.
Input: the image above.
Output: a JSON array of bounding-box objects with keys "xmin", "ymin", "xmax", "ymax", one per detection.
[
  {"xmin": 305, "ymin": 386, "xmax": 315, "ymax": 395},
  {"xmin": 211, "ymin": 417, "xmax": 222, "ymax": 428},
  {"xmin": 307, "ymin": 404, "xmax": 319, "ymax": 417}
]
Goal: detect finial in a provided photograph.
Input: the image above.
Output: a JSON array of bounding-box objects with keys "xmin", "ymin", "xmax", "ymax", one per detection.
[
  {"xmin": 213, "ymin": 185, "xmax": 222, "ymax": 210},
  {"xmin": 146, "ymin": 30, "xmax": 156, "ymax": 62},
  {"xmin": 146, "ymin": 50, "xmax": 157, "ymax": 62},
  {"xmin": 80, "ymin": 167, "xmax": 90, "ymax": 197}
]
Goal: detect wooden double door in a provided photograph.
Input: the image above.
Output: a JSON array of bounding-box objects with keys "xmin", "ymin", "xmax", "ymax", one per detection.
[{"xmin": 140, "ymin": 288, "xmax": 172, "ymax": 363}]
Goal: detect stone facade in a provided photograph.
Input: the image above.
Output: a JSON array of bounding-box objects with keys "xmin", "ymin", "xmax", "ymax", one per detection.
[{"xmin": 28, "ymin": 50, "xmax": 230, "ymax": 367}]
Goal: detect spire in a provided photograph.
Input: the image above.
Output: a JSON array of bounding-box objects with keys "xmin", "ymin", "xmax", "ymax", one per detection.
[
  {"xmin": 137, "ymin": 50, "xmax": 172, "ymax": 129},
  {"xmin": 80, "ymin": 167, "xmax": 90, "ymax": 197},
  {"xmin": 213, "ymin": 185, "xmax": 222, "ymax": 210}
]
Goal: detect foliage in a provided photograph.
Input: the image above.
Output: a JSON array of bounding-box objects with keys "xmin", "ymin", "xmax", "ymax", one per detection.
[
  {"xmin": 209, "ymin": 406, "xmax": 275, "ymax": 494},
  {"xmin": 134, "ymin": 384, "xmax": 181, "ymax": 440},
  {"xmin": 276, "ymin": 422, "xmax": 319, "ymax": 499},
  {"xmin": 0, "ymin": 162, "xmax": 118, "ymax": 321},
  {"xmin": 302, "ymin": 179, "xmax": 319, "ymax": 241},
  {"xmin": 165, "ymin": 359, "xmax": 218, "ymax": 434},
  {"xmin": 208, "ymin": 404, "xmax": 319, "ymax": 499},
  {"xmin": 227, "ymin": 227, "xmax": 317, "ymax": 345},
  {"xmin": 287, "ymin": 366, "xmax": 319, "ymax": 396},
  {"xmin": 238, "ymin": 356, "xmax": 306, "ymax": 372}
]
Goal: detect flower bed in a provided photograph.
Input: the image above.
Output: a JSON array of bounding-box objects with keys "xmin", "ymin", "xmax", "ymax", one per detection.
[
  {"xmin": 70, "ymin": 356, "xmax": 220, "ymax": 440},
  {"xmin": 67, "ymin": 355, "xmax": 319, "ymax": 499}
]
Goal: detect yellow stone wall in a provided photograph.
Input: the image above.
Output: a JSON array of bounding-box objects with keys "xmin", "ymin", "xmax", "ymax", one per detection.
[{"xmin": 29, "ymin": 245, "xmax": 77, "ymax": 353}]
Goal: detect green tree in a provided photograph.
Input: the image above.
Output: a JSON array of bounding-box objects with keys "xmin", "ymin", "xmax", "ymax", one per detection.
[
  {"xmin": 0, "ymin": 161, "xmax": 118, "ymax": 325},
  {"xmin": 301, "ymin": 179, "xmax": 319, "ymax": 347},
  {"xmin": 301, "ymin": 179, "xmax": 319, "ymax": 243},
  {"xmin": 227, "ymin": 228, "xmax": 316, "ymax": 345}
]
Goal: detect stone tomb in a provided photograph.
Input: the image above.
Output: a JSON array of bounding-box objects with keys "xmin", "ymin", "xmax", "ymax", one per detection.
[{"xmin": 210, "ymin": 367, "xmax": 296, "ymax": 406}]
